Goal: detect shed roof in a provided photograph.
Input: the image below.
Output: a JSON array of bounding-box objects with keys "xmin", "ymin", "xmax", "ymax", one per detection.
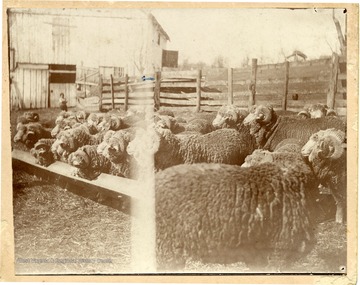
[{"xmin": 9, "ymin": 8, "xmax": 170, "ymax": 41}]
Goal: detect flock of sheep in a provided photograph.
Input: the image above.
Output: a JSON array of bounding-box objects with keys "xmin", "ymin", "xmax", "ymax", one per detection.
[{"xmin": 13, "ymin": 102, "xmax": 346, "ymax": 271}]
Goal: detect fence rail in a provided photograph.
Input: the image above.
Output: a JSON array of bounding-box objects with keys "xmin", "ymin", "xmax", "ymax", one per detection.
[{"xmin": 97, "ymin": 54, "xmax": 346, "ymax": 115}]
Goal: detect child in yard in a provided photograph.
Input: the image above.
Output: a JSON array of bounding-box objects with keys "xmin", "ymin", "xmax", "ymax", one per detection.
[{"xmin": 59, "ymin": 93, "xmax": 68, "ymax": 111}]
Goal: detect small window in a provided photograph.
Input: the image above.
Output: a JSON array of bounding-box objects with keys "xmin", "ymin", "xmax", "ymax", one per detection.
[{"xmin": 157, "ymin": 33, "xmax": 161, "ymax": 45}]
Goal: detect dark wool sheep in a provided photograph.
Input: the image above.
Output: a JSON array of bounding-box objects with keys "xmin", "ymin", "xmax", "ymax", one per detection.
[
  {"xmin": 155, "ymin": 163, "xmax": 316, "ymax": 271},
  {"xmin": 131, "ymin": 124, "xmax": 256, "ymax": 171},
  {"xmin": 53, "ymin": 125, "xmax": 104, "ymax": 159},
  {"xmin": 13, "ymin": 122, "xmax": 52, "ymax": 148},
  {"xmin": 30, "ymin": 138, "xmax": 56, "ymax": 167},
  {"xmin": 16, "ymin": 111, "xmax": 40, "ymax": 125},
  {"xmin": 97, "ymin": 128, "xmax": 139, "ymax": 178},
  {"xmin": 273, "ymin": 138, "xmax": 303, "ymax": 153},
  {"xmin": 301, "ymin": 129, "xmax": 346, "ymax": 224},
  {"xmin": 243, "ymin": 105, "xmax": 346, "ymax": 151},
  {"xmin": 68, "ymin": 145, "xmax": 112, "ymax": 180},
  {"xmin": 212, "ymin": 104, "xmax": 249, "ymax": 130}
]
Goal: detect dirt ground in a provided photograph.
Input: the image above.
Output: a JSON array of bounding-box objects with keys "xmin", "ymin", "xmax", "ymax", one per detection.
[{"xmin": 10, "ymin": 106, "xmax": 347, "ymax": 274}]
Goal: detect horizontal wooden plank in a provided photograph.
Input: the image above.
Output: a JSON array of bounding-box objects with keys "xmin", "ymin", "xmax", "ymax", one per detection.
[
  {"xmin": 18, "ymin": 63, "xmax": 49, "ymax": 70},
  {"xmin": 160, "ymin": 98, "xmax": 196, "ymax": 106},
  {"xmin": 75, "ymin": 80, "xmax": 98, "ymax": 86},
  {"xmin": 334, "ymin": 99, "xmax": 347, "ymax": 107},
  {"xmin": 338, "ymin": 73, "xmax": 347, "ymax": 80},
  {"xmin": 336, "ymin": 107, "xmax": 347, "ymax": 116},
  {"xmin": 200, "ymin": 99, "xmax": 226, "ymax": 106},
  {"xmin": 160, "ymin": 82, "xmax": 197, "ymax": 88},
  {"xmin": 160, "ymin": 92, "xmax": 197, "ymax": 99},
  {"xmin": 161, "ymin": 70, "xmax": 198, "ymax": 78}
]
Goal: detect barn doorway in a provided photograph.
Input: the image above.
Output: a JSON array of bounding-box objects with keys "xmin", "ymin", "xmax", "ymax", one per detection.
[{"xmin": 48, "ymin": 64, "xmax": 76, "ymax": 108}]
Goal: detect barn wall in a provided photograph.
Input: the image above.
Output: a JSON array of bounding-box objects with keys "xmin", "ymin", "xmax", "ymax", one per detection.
[
  {"xmin": 8, "ymin": 9, "xmax": 167, "ymax": 76},
  {"xmin": 12, "ymin": 64, "xmax": 49, "ymax": 109}
]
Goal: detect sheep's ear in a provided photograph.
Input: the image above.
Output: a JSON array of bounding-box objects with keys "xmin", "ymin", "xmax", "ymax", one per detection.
[{"xmin": 319, "ymin": 136, "xmax": 344, "ymax": 160}]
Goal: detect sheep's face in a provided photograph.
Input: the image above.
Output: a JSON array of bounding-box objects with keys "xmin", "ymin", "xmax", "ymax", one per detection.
[
  {"xmin": 87, "ymin": 114, "xmax": 100, "ymax": 126},
  {"xmin": 76, "ymin": 111, "xmax": 87, "ymax": 124},
  {"xmin": 97, "ymin": 116, "xmax": 122, "ymax": 132},
  {"xmin": 23, "ymin": 111, "xmax": 40, "ymax": 122},
  {"xmin": 97, "ymin": 130, "xmax": 115, "ymax": 154},
  {"xmin": 308, "ymin": 104, "xmax": 327, "ymax": 119},
  {"xmin": 56, "ymin": 130, "xmax": 76, "ymax": 152},
  {"xmin": 68, "ymin": 149, "xmax": 90, "ymax": 169},
  {"xmin": 212, "ymin": 105, "xmax": 239, "ymax": 129},
  {"xmin": 243, "ymin": 105, "xmax": 274, "ymax": 126},
  {"xmin": 297, "ymin": 110, "xmax": 310, "ymax": 119},
  {"xmin": 14, "ymin": 123, "xmax": 41, "ymax": 148},
  {"xmin": 102, "ymin": 133, "xmax": 129, "ymax": 162},
  {"xmin": 301, "ymin": 130, "xmax": 345, "ymax": 162},
  {"xmin": 154, "ymin": 115, "xmax": 176, "ymax": 131}
]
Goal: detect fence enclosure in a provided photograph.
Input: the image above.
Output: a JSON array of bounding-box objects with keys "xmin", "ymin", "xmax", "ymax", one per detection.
[{"xmin": 92, "ymin": 54, "xmax": 346, "ymax": 115}]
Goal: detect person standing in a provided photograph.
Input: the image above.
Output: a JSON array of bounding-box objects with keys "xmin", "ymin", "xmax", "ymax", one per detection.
[{"xmin": 59, "ymin": 93, "xmax": 68, "ymax": 111}]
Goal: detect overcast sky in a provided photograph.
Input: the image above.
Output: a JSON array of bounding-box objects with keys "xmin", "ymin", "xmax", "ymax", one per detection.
[{"xmin": 150, "ymin": 8, "xmax": 346, "ymax": 66}]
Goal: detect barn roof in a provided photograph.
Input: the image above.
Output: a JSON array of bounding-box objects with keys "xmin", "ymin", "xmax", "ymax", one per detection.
[{"xmin": 9, "ymin": 8, "xmax": 170, "ymax": 41}]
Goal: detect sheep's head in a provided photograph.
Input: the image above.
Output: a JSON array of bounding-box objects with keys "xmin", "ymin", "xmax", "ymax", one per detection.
[
  {"xmin": 51, "ymin": 118, "xmax": 78, "ymax": 137},
  {"xmin": 241, "ymin": 149, "xmax": 274, "ymax": 167},
  {"xmin": 102, "ymin": 130, "xmax": 132, "ymax": 162},
  {"xmin": 68, "ymin": 148, "xmax": 90, "ymax": 169},
  {"xmin": 308, "ymin": 104, "xmax": 327, "ymax": 118},
  {"xmin": 14, "ymin": 123, "xmax": 42, "ymax": 148},
  {"xmin": 97, "ymin": 114, "xmax": 122, "ymax": 132},
  {"xmin": 97, "ymin": 130, "xmax": 115, "ymax": 155},
  {"xmin": 87, "ymin": 113, "xmax": 100, "ymax": 127},
  {"xmin": 76, "ymin": 110, "xmax": 87, "ymax": 124},
  {"xmin": 243, "ymin": 104, "xmax": 276, "ymax": 126},
  {"xmin": 23, "ymin": 111, "xmax": 40, "ymax": 122},
  {"xmin": 301, "ymin": 129, "xmax": 346, "ymax": 162},
  {"xmin": 326, "ymin": 108, "xmax": 338, "ymax": 117},
  {"xmin": 212, "ymin": 105, "xmax": 249, "ymax": 129},
  {"xmin": 154, "ymin": 115, "xmax": 178, "ymax": 132},
  {"xmin": 127, "ymin": 127, "xmax": 160, "ymax": 162}
]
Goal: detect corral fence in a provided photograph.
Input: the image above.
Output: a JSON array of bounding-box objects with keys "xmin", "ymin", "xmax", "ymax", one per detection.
[{"xmin": 96, "ymin": 53, "xmax": 346, "ymax": 116}]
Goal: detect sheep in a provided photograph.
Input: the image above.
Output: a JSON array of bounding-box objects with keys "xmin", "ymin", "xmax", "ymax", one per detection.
[
  {"xmin": 297, "ymin": 103, "xmax": 338, "ymax": 119},
  {"xmin": 243, "ymin": 104, "xmax": 346, "ymax": 151},
  {"xmin": 212, "ymin": 104, "xmax": 249, "ymax": 130},
  {"xmin": 97, "ymin": 128, "xmax": 139, "ymax": 178},
  {"xmin": 154, "ymin": 115, "xmax": 214, "ymax": 134},
  {"xmin": 68, "ymin": 145, "xmax": 112, "ymax": 180},
  {"xmin": 75, "ymin": 110, "xmax": 88, "ymax": 124},
  {"xmin": 30, "ymin": 138, "xmax": 57, "ymax": 166},
  {"xmin": 51, "ymin": 117, "xmax": 80, "ymax": 137},
  {"xmin": 52, "ymin": 124, "xmax": 104, "ymax": 160},
  {"xmin": 13, "ymin": 122, "xmax": 52, "ymax": 148},
  {"xmin": 16, "ymin": 111, "xmax": 40, "ymax": 125},
  {"xmin": 96, "ymin": 113, "xmax": 123, "ymax": 133},
  {"xmin": 128, "ymin": 123, "xmax": 256, "ymax": 171},
  {"xmin": 155, "ymin": 162, "xmax": 316, "ymax": 271},
  {"xmin": 301, "ymin": 128, "xmax": 346, "ymax": 224},
  {"xmin": 273, "ymin": 138, "xmax": 303, "ymax": 153}
]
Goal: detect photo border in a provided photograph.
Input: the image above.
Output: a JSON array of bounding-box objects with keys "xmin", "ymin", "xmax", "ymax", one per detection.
[{"xmin": 1, "ymin": 1, "xmax": 358, "ymax": 283}]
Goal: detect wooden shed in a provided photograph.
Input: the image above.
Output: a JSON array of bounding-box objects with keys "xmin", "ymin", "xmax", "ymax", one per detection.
[{"xmin": 8, "ymin": 8, "xmax": 171, "ymax": 109}]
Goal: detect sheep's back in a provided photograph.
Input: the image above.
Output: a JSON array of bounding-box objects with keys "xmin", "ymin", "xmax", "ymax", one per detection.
[
  {"xmin": 178, "ymin": 128, "xmax": 255, "ymax": 165},
  {"xmin": 264, "ymin": 117, "xmax": 346, "ymax": 151},
  {"xmin": 155, "ymin": 163, "xmax": 314, "ymax": 268}
]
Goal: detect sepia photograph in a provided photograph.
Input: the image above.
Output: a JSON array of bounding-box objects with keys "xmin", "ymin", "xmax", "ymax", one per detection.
[{"xmin": 1, "ymin": 1, "xmax": 358, "ymax": 283}]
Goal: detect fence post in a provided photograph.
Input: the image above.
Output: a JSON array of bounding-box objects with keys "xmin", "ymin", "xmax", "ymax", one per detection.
[
  {"xmin": 196, "ymin": 70, "xmax": 202, "ymax": 112},
  {"xmin": 282, "ymin": 61, "xmax": 289, "ymax": 111},
  {"xmin": 327, "ymin": 53, "xmax": 339, "ymax": 109},
  {"xmin": 110, "ymin": 74, "xmax": 115, "ymax": 110},
  {"xmin": 124, "ymin": 74, "xmax": 129, "ymax": 111},
  {"xmin": 228, "ymin": 68, "xmax": 233, "ymax": 105},
  {"xmin": 154, "ymin": 72, "xmax": 161, "ymax": 111},
  {"xmin": 249, "ymin": 58, "xmax": 257, "ymax": 107},
  {"xmin": 98, "ymin": 75, "xmax": 103, "ymax": 111}
]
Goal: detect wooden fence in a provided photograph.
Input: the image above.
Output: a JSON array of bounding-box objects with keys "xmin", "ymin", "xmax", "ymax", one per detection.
[{"xmin": 98, "ymin": 54, "xmax": 346, "ymax": 115}]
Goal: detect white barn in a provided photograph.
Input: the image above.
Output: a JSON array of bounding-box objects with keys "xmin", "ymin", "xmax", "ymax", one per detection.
[{"xmin": 8, "ymin": 8, "xmax": 171, "ymax": 109}]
